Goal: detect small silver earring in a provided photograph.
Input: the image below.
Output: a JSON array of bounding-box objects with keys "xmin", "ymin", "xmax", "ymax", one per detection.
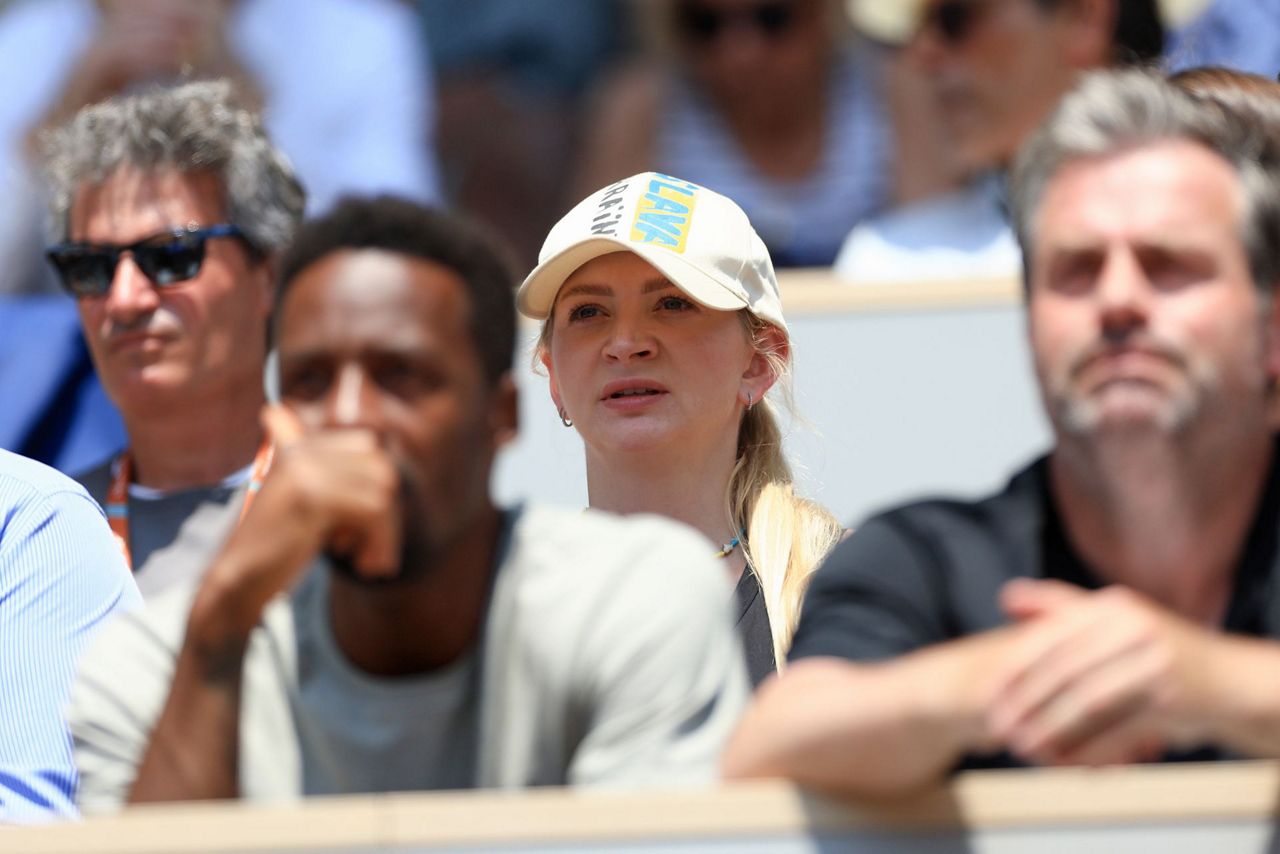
[
  {"xmin": 744, "ymin": 391, "xmax": 753, "ymax": 411},
  {"xmin": 558, "ymin": 407, "xmax": 573, "ymax": 428}
]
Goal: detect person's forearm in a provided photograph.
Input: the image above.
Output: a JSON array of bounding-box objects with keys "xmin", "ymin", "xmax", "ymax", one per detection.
[
  {"xmin": 723, "ymin": 648, "xmax": 987, "ymax": 797},
  {"xmin": 1198, "ymin": 635, "xmax": 1280, "ymax": 758},
  {"xmin": 127, "ymin": 571, "xmax": 258, "ymax": 803},
  {"xmin": 127, "ymin": 647, "xmax": 244, "ymax": 802}
]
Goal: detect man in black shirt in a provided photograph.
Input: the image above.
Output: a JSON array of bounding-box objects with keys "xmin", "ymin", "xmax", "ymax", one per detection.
[{"xmin": 724, "ymin": 69, "xmax": 1280, "ymax": 794}]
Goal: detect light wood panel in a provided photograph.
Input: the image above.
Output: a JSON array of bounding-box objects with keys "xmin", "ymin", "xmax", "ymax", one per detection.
[{"xmin": 6, "ymin": 762, "xmax": 1278, "ymax": 853}]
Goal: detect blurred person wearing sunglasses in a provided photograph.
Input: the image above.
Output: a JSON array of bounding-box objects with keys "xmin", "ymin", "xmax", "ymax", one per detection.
[
  {"xmin": 0, "ymin": 0, "xmax": 437, "ymax": 296},
  {"xmin": 572, "ymin": 0, "xmax": 892, "ymax": 268},
  {"xmin": 728, "ymin": 69, "xmax": 1280, "ymax": 793},
  {"xmin": 834, "ymin": 0, "xmax": 1163, "ymax": 284},
  {"xmin": 40, "ymin": 80, "xmax": 305, "ymax": 598}
]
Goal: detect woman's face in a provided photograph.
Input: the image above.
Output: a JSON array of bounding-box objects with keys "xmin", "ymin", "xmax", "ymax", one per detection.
[{"xmin": 543, "ymin": 252, "xmax": 776, "ymax": 458}]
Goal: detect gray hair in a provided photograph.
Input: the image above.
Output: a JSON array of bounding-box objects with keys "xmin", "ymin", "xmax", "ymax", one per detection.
[
  {"xmin": 1010, "ymin": 68, "xmax": 1280, "ymax": 294},
  {"xmin": 42, "ymin": 79, "xmax": 305, "ymax": 253}
]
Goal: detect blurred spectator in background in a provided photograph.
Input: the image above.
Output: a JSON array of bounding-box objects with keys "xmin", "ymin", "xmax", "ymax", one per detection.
[
  {"xmin": 419, "ymin": 0, "xmax": 624, "ymax": 268},
  {"xmin": 0, "ymin": 0, "xmax": 436, "ymax": 474},
  {"xmin": 42, "ymin": 80, "xmax": 304, "ymax": 598},
  {"xmin": 573, "ymin": 0, "xmax": 892, "ymax": 268},
  {"xmin": 1166, "ymin": 0, "xmax": 1280, "ymax": 77},
  {"xmin": 835, "ymin": 0, "xmax": 1164, "ymax": 284},
  {"xmin": 0, "ymin": 0, "xmax": 439, "ymax": 297}
]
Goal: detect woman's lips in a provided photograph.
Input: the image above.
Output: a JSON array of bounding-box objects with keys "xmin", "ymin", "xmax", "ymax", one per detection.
[{"xmin": 599, "ymin": 379, "xmax": 670, "ymax": 411}]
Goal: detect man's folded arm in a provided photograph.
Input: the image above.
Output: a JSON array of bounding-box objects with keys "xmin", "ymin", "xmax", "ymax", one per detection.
[
  {"xmin": 722, "ymin": 512, "xmax": 999, "ymax": 795},
  {"xmin": 722, "ymin": 632, "xmax": 1007, "ymax": 795}
]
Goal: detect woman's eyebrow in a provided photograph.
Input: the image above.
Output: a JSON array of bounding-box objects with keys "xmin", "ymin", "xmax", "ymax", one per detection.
[
  {"xmin": 560, "ymin": 283, "xmax": 611, "ymax": 298},
  {"xmin": 642, "ymin": 278, "xmax": 677, "ymax": 293},
  {"xmin": 561, "ymin": 277, "xmax": 674, "ymax": 299}
]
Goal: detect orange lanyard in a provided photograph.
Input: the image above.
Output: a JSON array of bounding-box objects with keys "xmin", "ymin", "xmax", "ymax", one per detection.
[{"xmin": 105, "ymin": 441, "xmax": 274, "ymax": 571}]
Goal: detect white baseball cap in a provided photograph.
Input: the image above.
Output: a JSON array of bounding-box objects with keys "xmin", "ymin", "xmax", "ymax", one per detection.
[{"xmin": 517, "ymin": 172, "xmax": 788, "ymax": 337}]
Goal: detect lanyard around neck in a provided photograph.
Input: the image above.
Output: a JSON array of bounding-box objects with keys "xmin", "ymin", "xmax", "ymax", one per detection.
[{"xmin": 105, "ymin": 440, "xmax": 275, "ymax": 571}]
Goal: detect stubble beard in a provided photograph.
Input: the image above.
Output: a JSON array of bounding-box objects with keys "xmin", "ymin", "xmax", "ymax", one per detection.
[{"xmin": 1046, "ymin": 339, "xmax": 1211, "ymax": 440}]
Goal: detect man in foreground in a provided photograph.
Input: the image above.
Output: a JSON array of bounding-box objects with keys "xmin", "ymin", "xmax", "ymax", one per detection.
[
  {"xmin": 42, "ymin": 80, "xmax": 304, "ymax": 596},
  {"xmin": 726, "ymin": 69, "xmax": 1280, "ymax": 793},
  {"xmin": 69, "ymin": 196, "xmax": 746, "ymax": 810}
]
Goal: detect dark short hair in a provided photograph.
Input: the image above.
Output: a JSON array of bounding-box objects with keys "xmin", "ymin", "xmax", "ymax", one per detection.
[
  {"xmin": 1034, "ymin": 0, "xmax": 1164, "ymax": 66},
  {"xmin": 277, "ymin": 196, "xmax": 517, "ymax": 384}
]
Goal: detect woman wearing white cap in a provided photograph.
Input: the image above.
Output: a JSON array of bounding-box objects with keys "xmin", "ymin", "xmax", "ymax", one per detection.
[{"xmin": 517, "ymin": 172, "xmax": 842, "ymax": 686}]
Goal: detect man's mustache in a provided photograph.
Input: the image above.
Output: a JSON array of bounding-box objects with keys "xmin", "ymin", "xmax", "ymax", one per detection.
[
  {"xmin": 101, "ymin": 311, "xmax": 181, "ymax": 342},
  {"xmin": 1066, "ymin": 334, "xmax": 1186, "ymax": 382}
]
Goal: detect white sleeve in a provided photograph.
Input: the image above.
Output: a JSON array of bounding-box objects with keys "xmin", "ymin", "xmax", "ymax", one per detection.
[
  {"xmin": 67, "ymin": 591, "xmax": 187, "ymax": 814},
  {"xmin": 569, "ymin": 521, "xmax": 749, "ymax": 787}
]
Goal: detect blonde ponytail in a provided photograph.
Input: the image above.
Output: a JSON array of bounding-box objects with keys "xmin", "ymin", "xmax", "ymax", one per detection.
[{"xmin": 728, "ymin": 317, "xmax": 843, "ymax": 668}]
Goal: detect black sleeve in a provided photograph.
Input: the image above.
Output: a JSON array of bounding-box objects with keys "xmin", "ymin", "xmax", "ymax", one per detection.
[{"xmin": 789, "ymin": 511, "xmax": 955, "ymax": 663}]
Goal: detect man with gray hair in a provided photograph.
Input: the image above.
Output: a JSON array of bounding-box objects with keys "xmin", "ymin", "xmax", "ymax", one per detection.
[
  {"xmin": 42, "ymin": 79, "xmax": 304, "ymax": 596},
  {"xmin": 725, "ymin": 68, "xmax": 1280, "ymax": 793}
]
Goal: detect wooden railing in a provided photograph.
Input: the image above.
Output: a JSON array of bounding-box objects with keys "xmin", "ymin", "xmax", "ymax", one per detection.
[
  {"xmin": 774, "ymin": 269, "xmax": 1022, "ymax": 315},
  {"xmin": 6, "ymin": 761, "xmax": 1279, "ymax": 852}
]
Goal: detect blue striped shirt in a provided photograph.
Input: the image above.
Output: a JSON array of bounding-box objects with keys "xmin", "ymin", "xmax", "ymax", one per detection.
[{"xmin": 0, "ymin": 448, "xmax": 140, "ymax": 823}]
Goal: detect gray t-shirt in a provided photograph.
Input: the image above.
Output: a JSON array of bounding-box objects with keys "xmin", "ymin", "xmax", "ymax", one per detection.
[
  {"xmin": 292, "ymin": 569, "xmax": 480, "ymax": 794},
  {"xmin": 70, "ymin": 504, "xmax": 748, "ymax": 810},
  {"xmin": 76, "ymin": 459, "xmax": 247, "ymax": 598}
]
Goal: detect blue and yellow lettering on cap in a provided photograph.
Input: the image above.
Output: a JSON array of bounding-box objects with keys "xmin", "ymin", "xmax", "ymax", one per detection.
[{"xmin": 629, "ymin": 174, "xmax": 699, "ymax": 253}]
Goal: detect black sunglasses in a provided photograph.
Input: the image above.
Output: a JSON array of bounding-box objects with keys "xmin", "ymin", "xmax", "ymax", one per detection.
[
  {"xmin": 919, "ymin": 0, "xmax": 1002, "ymax": 45},
  {"xmin": 676, "ymin": 1, "xmax": 798, "ymax": 44},
  {"xmin": 46, "ymin": 223, "xmax": 252, "ymax": 298}
]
